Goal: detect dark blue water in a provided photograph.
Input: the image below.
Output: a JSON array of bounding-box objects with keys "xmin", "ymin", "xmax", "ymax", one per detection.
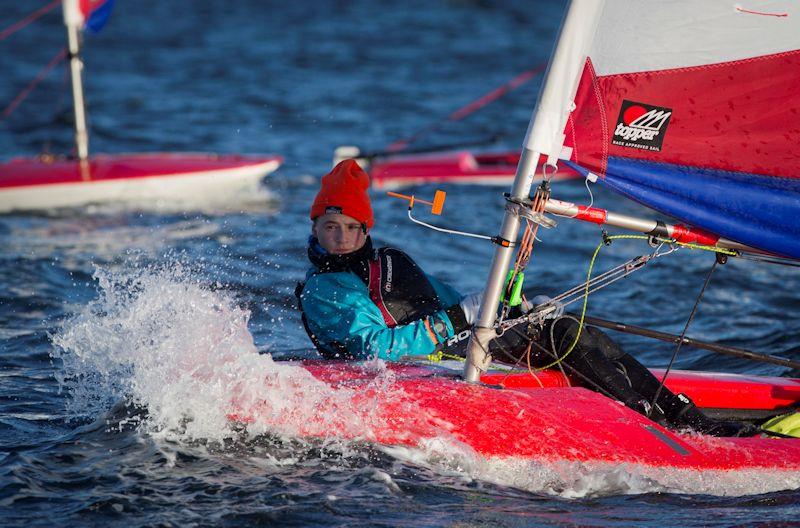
[{"xmin": 3, "ymin": 1, "xmax": 800, "ymax": 526}]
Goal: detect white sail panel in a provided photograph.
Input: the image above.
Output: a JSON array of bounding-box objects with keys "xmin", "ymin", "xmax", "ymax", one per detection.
[
  {"xmin": 590, "ymin": 1, "xmax": 800, "ymax": 75},
  {"xmin": 523, "ymin": 0, "xmax": 605, "ymax": 159}
]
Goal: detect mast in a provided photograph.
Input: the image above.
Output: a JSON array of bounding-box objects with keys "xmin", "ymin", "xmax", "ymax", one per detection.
[
  {"xmin": 463, "ymin": 0, "xmax": 605, "ymax": 382},
  {"xmin": 63, "ymin": 0, "xmax": 90, "ymax": 163}
]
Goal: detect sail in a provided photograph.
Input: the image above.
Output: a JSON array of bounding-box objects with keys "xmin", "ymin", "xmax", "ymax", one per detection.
[
  {"xmin": 550, "ymin": 1, "xmax": 800, "ymax": 258},
  {"xmin": 63, "ymin": 0, "xmax": 115, "ymax": 33}
]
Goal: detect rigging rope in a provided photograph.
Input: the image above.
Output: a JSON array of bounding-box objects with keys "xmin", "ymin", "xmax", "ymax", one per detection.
[
  {"xmin": 0, "ymin": 0, "xmax": 61, "ymax": 42},
  {"xmin": 2, "ymin": 47, "xmax": 68, "ymax": 119},
  {"xmin": 648, "ymin": 258, "xmax": 719, "ymax": 414},
  {"xmin": 501, "ymin": 180, "xmax": 550, "ymax": 316},
  {"xmin": 512, "ymin": 234, "xmax": 736, "ymax": 375},
  {"xmin": 416, "ymin": 186, "xmax": 744, "ymax": 392},
  {"xmin": 385, "ymin": 64, "xmax": 547, "ymax": 153}
]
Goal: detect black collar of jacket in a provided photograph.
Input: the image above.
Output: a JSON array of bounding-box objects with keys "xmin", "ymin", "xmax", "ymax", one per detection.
[{"xmin": 307, "ymin": 236, "xmax": 375, "ymax": 274}]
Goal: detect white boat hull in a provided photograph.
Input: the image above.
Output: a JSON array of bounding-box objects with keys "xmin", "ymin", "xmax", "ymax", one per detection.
[{"xmin": 0, "ymin": 154, "xmax": 282, "ymax": 213}]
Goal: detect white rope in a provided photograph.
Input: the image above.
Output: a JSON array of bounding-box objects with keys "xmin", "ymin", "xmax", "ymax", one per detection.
[{"xmin": 406, "ymin": 209, "xmax": 494, "ymax": 241}]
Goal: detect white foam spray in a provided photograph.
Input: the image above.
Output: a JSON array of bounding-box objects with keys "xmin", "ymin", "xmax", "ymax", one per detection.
[{"xmin": 51, "ymin": 263, "xmax": 412, "ymax": 445}]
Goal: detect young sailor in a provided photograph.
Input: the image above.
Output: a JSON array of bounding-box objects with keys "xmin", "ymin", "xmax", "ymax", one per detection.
[{"xmin": 297, "ymin": 159, "xmax": 756, "ymax": 437}]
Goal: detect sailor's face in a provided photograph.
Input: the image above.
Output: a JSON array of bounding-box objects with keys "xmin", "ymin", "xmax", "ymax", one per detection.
[{"xmin": 313, "ymin": 213, "xmax": 368, "ymax": 255}]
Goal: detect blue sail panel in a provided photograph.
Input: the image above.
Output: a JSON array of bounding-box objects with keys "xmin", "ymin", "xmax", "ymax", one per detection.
[
  {"xmin": 85, "ymin": 0, "xmax": 115, "ymax": 34},
  {"xmin": 564, "ymin": 157, "xmax": 800, "ymax": 259}
]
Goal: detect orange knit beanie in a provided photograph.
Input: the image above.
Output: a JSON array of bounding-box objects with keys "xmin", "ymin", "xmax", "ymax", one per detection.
[{"xmin": 310, "ymin": 159, "xmax": 374, "ymax": 228}]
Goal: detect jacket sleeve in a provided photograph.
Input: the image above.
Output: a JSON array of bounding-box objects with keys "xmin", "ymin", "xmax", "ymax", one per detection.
[{"xmin": 300, "ymin": 271, "xmax": 461, "ymax": 361}]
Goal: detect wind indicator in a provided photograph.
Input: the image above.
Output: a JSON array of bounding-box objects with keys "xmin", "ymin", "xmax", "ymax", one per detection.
[{"xmin": 387, "ymin": 190, "xmax": 446, "ymax": 215}]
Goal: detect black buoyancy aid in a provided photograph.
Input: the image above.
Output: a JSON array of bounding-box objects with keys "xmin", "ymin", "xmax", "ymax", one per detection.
[
  {"xmin": 357, "ymin": 247, "xmax": 443, "ymax": 327},
  {"xmin": 296, "ymin": 239, "xmax": 443, "ymax": 358}
]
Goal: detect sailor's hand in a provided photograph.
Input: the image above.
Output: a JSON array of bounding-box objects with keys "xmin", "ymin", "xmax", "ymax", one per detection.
[
  {"xmin": 530, "ymin": 294, "xmax": 564, "ymax": 320},
  {"xmin": 459, "ymin": 292, "xmax": 483, "ymax": 325}
]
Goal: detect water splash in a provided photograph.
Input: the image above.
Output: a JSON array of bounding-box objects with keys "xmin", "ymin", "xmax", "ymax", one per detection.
[
  {"xmin": 50, "ymin": 263, "xmax": 418, "ymax": 445},
  {"xmin": 51, "ymin": 263, "xmax": 251, "ymax": 435}
]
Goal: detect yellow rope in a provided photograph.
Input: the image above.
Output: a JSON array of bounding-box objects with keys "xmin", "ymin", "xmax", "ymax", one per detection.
[
  {"xmin": 530, "ymin": 235, "xmax": 620, "ymax": 370},
  {"xmin": 427, "ymin": 234, "xmax": 734, "ymax": 374},
  {"xmin": 426, "ymin": 350, "xmax": 468, "ymax": 363},
  {"xmin": 674, "ymin": 241, "xmax": 737, "ymax": 255},
  {"xmin": 426, "ymin": 350, "xmax": 443, "ymax": 362},
  {"xmin": 529, "ymin": 234, "xmax": 734, "ymax": 371}
]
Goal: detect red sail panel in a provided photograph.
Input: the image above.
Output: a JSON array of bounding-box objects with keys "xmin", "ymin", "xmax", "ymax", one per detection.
[
  {"xmin": 566, "ymin": 50, "xmax": 800, "ymax": 180},
  {"xmin": 79, "ymin": 0, "xmax": 114, "ymax": 32}
]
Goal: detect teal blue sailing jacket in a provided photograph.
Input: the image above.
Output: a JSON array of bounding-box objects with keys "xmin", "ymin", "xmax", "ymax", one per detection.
[{"xmin": 299, "ymin": 267, "xmax": 463, "ymax": 361}]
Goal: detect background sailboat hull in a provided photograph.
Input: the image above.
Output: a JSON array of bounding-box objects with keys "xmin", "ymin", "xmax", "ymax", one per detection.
[
  {"xmin": 369, "ymin": 150, "xmax": 579, "ymax": 190},
  {"xmin": 0, "ymin": 153, "xmax": 282, "ymax": 212}
]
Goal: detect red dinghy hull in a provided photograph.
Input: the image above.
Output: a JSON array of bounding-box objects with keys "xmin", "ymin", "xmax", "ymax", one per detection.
[
  {"xmin": 0, "ymin": 153, "xmax": 282, "ymax": 212},
  {"xmin": 368, "ymin": 151, "xmax": 580, "ymax": 190},
  {"xmin": 231, "ymin": 361, "xmax": 800, "ymax": 474}
]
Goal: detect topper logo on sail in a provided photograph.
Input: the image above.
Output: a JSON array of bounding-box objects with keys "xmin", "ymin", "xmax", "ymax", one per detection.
[{"xmin": 612, "ymin": 100, "xmax": 672, "ymax": 151}]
